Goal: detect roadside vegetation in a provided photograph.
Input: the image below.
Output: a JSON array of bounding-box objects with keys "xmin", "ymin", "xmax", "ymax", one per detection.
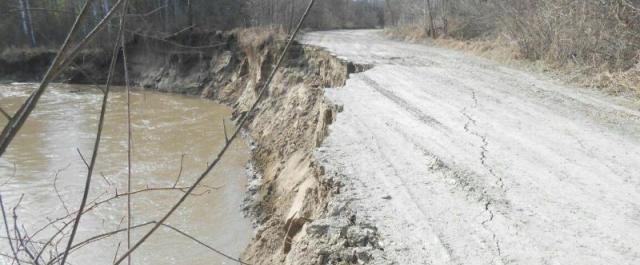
[{"xmin": 384, "ymin": 0, "xmax": 640, "ymax": 96}]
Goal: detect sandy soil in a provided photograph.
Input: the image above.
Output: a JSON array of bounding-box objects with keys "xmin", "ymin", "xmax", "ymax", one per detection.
[{"xmin": 303, "ymin": 30, "xmax": 640, "ymax": 265}]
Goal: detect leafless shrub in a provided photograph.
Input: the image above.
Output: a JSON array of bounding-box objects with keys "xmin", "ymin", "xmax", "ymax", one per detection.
[{"xmin": 387, "ymin": 0, "xmax": 640, "ymax": 95}]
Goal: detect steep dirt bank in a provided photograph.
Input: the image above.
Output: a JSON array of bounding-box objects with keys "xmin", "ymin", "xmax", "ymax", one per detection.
[
  {"xmin": 1, "ymin": 29, "xmax": 378, "ymax": 264},
  {"xmin": 126, "ymin": 29, "xmax": 379, "ymax": 264},
  {"xmin": 123, "ymin": 30, "xmax": 375, "ymax": 264},
  {"xmin": 135, "ymin": 31, "xmax": 382, "ymax": 264}
]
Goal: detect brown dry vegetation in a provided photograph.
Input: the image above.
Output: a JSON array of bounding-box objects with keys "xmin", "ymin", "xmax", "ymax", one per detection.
[{"xmin": 385, "ymin": 0, "xmax": 640, "ymax": 97}]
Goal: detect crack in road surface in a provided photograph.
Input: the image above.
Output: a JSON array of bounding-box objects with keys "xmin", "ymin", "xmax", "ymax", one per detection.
[
  {"xmin": 304, "ymin": 30, "xmax": 640, "ymax": 265},
  {"xmin": 461, "ymin": 90, "xmax": 507, "ymax": 263},
  {"xmin": 458, "ymin": 91, "xmax": 501, "ymax": 241},
  {"xmin": 461, "ymin": 90, "xmax": 506, "ymax": 191}
]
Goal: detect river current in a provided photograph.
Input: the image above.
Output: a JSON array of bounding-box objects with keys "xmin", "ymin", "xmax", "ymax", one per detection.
[{"xmin": 0, "ymin": 83, "xmax": 251, "ymax": 264}]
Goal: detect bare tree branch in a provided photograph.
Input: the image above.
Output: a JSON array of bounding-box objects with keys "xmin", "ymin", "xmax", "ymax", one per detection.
[
  {"xmin": 48, "ymin": 221, "xmax": 250, "ymax": 265},
  {"xmin": 15, "ymin": 225, "xmax": 38, "ymax": 265},
  {"xmin": 113, "ymin": 0, "xmax": 317, "ymax": 263},
  {"xmin": 0, "ymin": 193, "xmax": 20, "ymax": 265},
  {"xmin": 0, "ymin": 107, "xmax": 11, "ymax": 121},
  {"xmin": 121, "ymin": 2, "xmax": 133, "ymax": 263},
  {"xmin": 0, "ymin": 0, "xmax": 97, "ymax": 158},
  {"xmin": 75, "ymin": 149, "xmax": 89, "ymax": 169},
  {"xmin": 171, "ymin": 154, "xmax": 185, "ymax": 188},
  {"xmin": 51, "ymin": 164, "xmax": 72, "ymax": 216},
  {"xmin": 59, "ymin": 3, "xmax": 128, "ymax": 263}
]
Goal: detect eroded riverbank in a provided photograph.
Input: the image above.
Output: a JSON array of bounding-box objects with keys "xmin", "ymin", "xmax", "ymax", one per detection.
[{"xmin": 1, "ymin": 29, "xmax": 377, "ymax": 264}]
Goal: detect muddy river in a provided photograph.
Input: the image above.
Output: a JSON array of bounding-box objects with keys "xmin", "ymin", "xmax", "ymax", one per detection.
[{"xmin": 0, "ymin": 83, "xmax": 251, "ymax": 264}]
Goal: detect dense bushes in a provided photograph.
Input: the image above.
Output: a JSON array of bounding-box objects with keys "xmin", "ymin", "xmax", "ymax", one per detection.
[
  {"xmin": 385, "ymin": 0, "xmax": 640, "ymax": 94},
  {"xmin": 501, "ymin": 1, "xmax": 640, "ymax": 71}
]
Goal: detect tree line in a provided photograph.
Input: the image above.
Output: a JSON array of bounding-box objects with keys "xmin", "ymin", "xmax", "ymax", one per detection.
[
  {"xmin": 0, "ymin": 0, "xmax": 384, "ymax": 50},
  {"xmin": 385, "ymin": 0, "xmax": 640, "ymax": 72}
]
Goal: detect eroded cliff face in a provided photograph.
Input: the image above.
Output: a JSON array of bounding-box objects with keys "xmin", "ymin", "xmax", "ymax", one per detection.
[
  {"xmin": 0, "ymin": 28, "xmax": 379, "ymax": 264},
  {"xmin": 125, "ymin": 29, "xmax": 378, "ymax": 264}
]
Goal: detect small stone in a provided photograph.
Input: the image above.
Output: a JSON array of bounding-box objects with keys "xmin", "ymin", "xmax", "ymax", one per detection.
[{"xmin": 382, "ymin": 195, "xmax": 392, "ymax": 200}]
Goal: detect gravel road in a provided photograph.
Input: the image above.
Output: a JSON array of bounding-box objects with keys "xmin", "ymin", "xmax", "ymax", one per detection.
[{"xmin": 302, "ymin": 30, "xmax": 640, "ymax": 265}]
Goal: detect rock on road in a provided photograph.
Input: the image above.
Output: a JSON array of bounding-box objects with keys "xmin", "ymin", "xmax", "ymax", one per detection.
[{"xmin": 302, "ymin": 30, "xmax": 640, "ymax": 265}]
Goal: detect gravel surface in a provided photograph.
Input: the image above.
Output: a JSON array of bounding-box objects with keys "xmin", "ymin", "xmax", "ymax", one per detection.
[{"xmin": 303, "ymin": 30, "xmax": 640, "ymax": 265}]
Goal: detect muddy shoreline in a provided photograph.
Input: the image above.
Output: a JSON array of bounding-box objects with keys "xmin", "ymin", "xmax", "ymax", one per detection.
[{"xmin": 0, "ymin": 29, "xmax": 380, "ymax": 264}]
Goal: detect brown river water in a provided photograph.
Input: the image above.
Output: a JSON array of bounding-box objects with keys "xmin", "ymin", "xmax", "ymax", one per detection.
[{"xmin": 0, "ymin": 83, "xmax": 251, "ymax": 264}]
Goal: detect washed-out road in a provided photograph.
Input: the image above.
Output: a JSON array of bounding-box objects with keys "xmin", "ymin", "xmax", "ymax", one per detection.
[{"xmin": 302, "ymin": 30, "xmax": 640, "ymax": 265}]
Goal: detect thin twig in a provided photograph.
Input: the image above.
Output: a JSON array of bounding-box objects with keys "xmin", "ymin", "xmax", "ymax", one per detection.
[
  {"xmin": 121, "ymin": 2, "xmax": 133, "ymax": 261},
  {"xmin": 112, "ymin": 242, "xmax": 122, "ymax": 265},
  {"xmin": 165, "ymin": 25, "xmax": 195, "ymax": 39},
  {"xmin": 51, "ymin": 164, "xmax": 72, "ymax": 215},
  {"xmin": 160, "ymin": 223, "xmax": 251, "ymax": 265},
  {"xmin": 21, "ymin": 225, "xmax": 45, "ymax": 264},
  {"xmin": 33, "ymin": 183, "xmax": 213, "ymax": 241},
  {"xmin": 129, "ymin": 31, "xmax": 225, "ymax": 50},
  {"xmin": 33, "ymin": 184, "xmax": 206, "ymax": 263},
  {"xmin": 0, "ymin": 193, "xmax": 20, "ymax": 265},
  {"xmin": 0, "ymin": 253, "xmax": 31, "ymax": 264},
  {"xmin": 222, "ymin": 119, "xmax": 229, "ymax": 143},
  {"xmin": 16, "ymin": 226, "xmax": 39, "ymax": 265},
  {"xmin": 99, "ymin": 172, "xmax": 112, "ymax": 187},
  {"xmin": 0, "ymin": 107, "xmax": 11, "ymax": 121},
  {"xmin": 75, "ymin": 148, "xmax": 89, "ymax": 169},
  {"xmin": 11, "ymin": 195, "xmax": 28, "ymax": 263},
  {"xmin": 48, "ymin": 221, "xmax": 250, "ymax": 265},
  {"xmin": 113, "ymin": 0, "xmax": 317, "ymax": 263},
  {"xmin": 171, "ymin": 154, "xmax": 185, "ymax": 188}
]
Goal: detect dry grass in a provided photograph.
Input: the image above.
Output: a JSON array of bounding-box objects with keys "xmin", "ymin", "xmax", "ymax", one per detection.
[
  {"xmin": 385, "ymin": 25, "xmax": 640, "ymax": 98},
  {"xmin": 234, "ymin": 27, "xmax": 287, "ymax": 49},
  {"xmin": 232, "ymin": 27, "xmax": 287, "ymax": 63},
  {"xmin": 385, "ymin": 26, "xmax": 429, "ymax": 42}
]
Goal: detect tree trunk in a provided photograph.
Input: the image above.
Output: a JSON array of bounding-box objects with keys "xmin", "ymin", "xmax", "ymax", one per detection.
[
  {"xmin": 17, "ymin": 0, "xmax": 36, "ymax": 47},
  {"xmin": 424, "ymin": 0, "xmax": 436, "ymax": 38},
  {"xmin": 288, "ymin": 0, "xmax": 295, "ymax": 34},
  {"xmin": 103, "ymin": 0, "xmax": 112, "ymax": 35},
  {"xmin": 384, "ymin": 0, "xmax": 396, "ymax": 26},
  {"xmin": 187, "ymin": 0, "xmax": 193, "ymax": 27},
  {"xmin": 164, "ymin": 0, "xmax": 170, "ymax": 31},
  {"xmin": 441, "ymin": 0, "xmax": 448, "ymax": 36}
]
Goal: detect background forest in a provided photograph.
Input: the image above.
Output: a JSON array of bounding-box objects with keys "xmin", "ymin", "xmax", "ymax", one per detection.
[
  {"xmin": 2, "ymin": 0, "xmax": 640, "ymax": 93},
  {"xmin": 0, "ymin": 0, "xmax": 384, "ymax": 50}
]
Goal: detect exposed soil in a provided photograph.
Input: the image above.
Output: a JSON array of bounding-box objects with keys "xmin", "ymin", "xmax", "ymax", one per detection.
[
  {"xmin": 0, "ymin": 29, "xmax": 378, "ymax": 264},
  {"xmin": 127, "ymin": 29, "xmax": 381, "ymax": 265}
]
